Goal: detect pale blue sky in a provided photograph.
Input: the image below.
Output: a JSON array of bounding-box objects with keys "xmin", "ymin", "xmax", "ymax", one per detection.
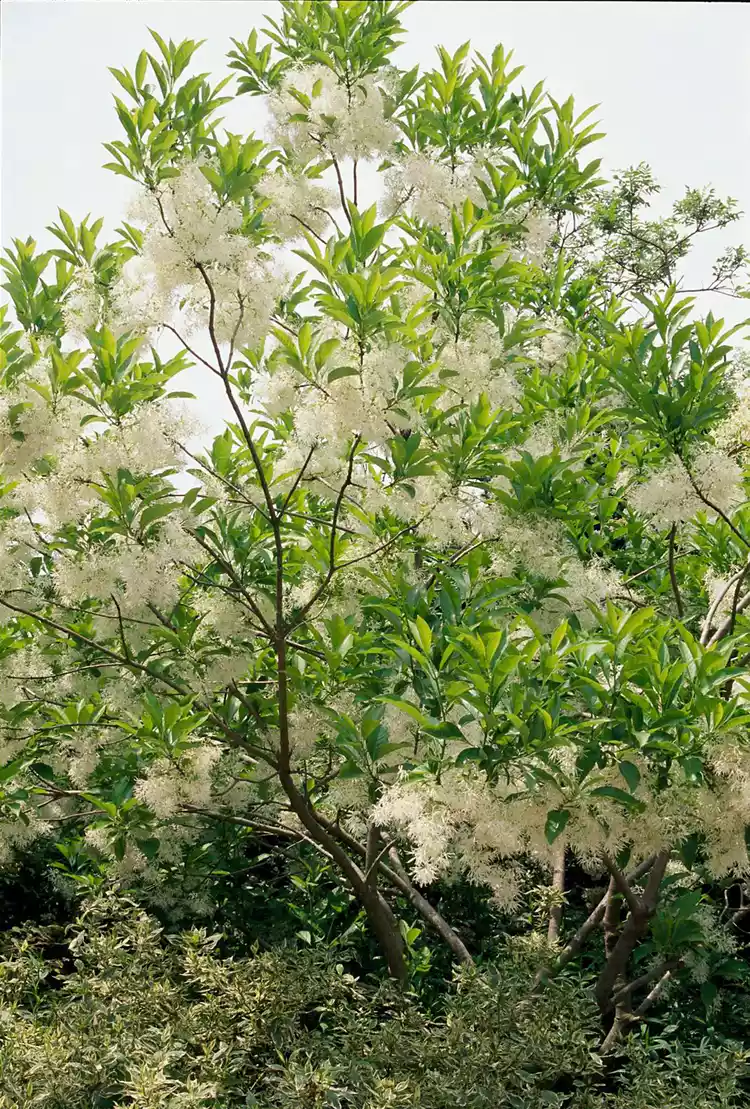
[{"xmin": 2, "ymin": 0, "xmax": 749, "ymax": 336}]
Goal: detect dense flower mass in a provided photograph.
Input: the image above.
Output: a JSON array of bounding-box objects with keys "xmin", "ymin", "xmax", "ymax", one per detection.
[
  {"xmin": 629, "ymin": 450, "xmax": 744, "ymax": 526},
  {"xmin": 112, "ymin": 162, "xmax": 283, "ymax": 346},
  {"xmin": 268, "ymin": 65, "xmax": 398, "ymax": 162}
]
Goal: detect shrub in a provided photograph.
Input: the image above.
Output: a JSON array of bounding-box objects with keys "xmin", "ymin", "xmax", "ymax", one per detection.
[{"xmin": 1, "ymin": 894, "xmax": 748, "ymax": 1108}]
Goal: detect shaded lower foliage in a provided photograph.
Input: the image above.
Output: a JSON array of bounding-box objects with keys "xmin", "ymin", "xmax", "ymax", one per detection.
[{"xmin": 1, "ymin": 892, "xmax": 748, "ymax": 1109}]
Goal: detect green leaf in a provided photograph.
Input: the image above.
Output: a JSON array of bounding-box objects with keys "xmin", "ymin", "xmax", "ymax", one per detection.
[
  {"xmin": 700, "ymin": 981, "xmax": 718, "ymax": 1010},
  {"xmin": 681, "ymin": 756, "xmax": 704, "ymax": 783},
  {"xmin": 618, "ymin": 760, "xmax": 641, "ymax": 794},
  {"xmin": 378, "ymin": 697, "xmax": 428, "ymax": 726},
  {"xmin": 590, "ymin": 785, "xmax": 644, "ymax": 810},
  {"xmin": 409, "ymin": 615, "xmax": 433, "ymax": 654},
  {"xmin": 545, "ymin": 809, "xmax": 570, "ymax": 844},
  {"xmin": 140, "ymin": 502, "xmax": 175, "ymax": 529}
]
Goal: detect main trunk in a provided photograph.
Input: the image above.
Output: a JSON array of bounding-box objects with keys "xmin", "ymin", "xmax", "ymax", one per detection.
[{"xmin": 278, "ymin": 770, "xmax": 408, "ymax": 982}]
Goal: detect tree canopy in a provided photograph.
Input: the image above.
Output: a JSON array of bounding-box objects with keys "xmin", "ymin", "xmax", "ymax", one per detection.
[{"xmin": 2, "ymin": 1, "xmax": 750, "ymax": 1091}]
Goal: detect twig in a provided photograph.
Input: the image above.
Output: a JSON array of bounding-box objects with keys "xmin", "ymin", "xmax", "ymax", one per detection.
[
  {"xmin": 667, "ymin": 523, "xmax": 684, "ymax": 617},
  {"xmin": 331, "ymin": 155, "xmax": 352, "ymax": 226}
]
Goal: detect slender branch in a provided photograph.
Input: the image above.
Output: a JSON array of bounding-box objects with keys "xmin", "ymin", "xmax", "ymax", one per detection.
[
  {"xmin": 283, "ymin": 510, "xmax": 360, "ymax": 536},
  {"xmin": 292, "ymin": 213, "xmax": 326, "ymax": 245},
  {"xmin": 535, "ymin": 855, "xmax": 657, "ymax": 986},
  {"xmin": 386, "ymin": 845, "xmax": 474, "ymax": 966},
  {"xmin": 732, "ymin": 901, "xmax": 750, "ymax": 926},
  {"xmin": 314, "ymin": 812, "xmax": 473, "ymax": 965},
  {"xmin": 111, "ymin": 594, "xmax": 131, "ymax": 662},
  {"xmin": 612, "ymin": 958, "xmax": 682, "ymax": 1006},
  {"xmin": 161, "ymin": 323, "xmax": 220, "ymax": 375},
  {"xmin": 667, "ymin": 523, "xmax": 684, "ymax": 617},
  {"xmin": 193, "ymin": 261, "xmax": 280, "ymax": 533},
  {"xmin": 680, "ymin": 455, "xmax": 750, "ymax": 550},
  {"xmin": 632, "ymin": 966, "xmax": 675, "ymax": 1016},
  {"xmin": 186, "ymin": 529, "xmax": 275, "ymax": 636},
  {"xmin": 602, "ymin": 877, "xmax": 621, "ymax": 959},
  {"xmin": 707, "ymin": 586, "xmax": 750, "ymax": 647},
  {"xmin": 700, "ymin": 562, "xmax": 749, "ymax": 644},
  {"xmin": 176, "ymin": 439, "xmax": 269, "ymax": 520},
  {"xmin": 0, "ymin": 596, "xmax": 188, "ymax": 697},
  {"xmin": 335, "ymin": 517, "xmax": 425, "ymax": 572},
  {"xmin": 602, "ymin": 853, "xmax": 640, "ymax": 914},
  {"xmin": 279, "ymin": 445, "xmax": 317, "ymax": 515},
  {"xmin": 331, "ymin": 155, "xmax": 352, "ymax": 225},
  {"xmin": 285, "ymin": 436, "xmax": 361, "ymax": 631},
  {"xmin": 547, "ymin": 846, "xmax": 566, "ymax": 943},
  {"xmin": 181, "ymin": 805, "xmax": 333, "ymax": 859}
]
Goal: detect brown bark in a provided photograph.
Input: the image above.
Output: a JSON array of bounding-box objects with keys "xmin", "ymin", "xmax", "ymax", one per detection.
[
  {"xmin": 314, "ymin": 812, "xmax": 474, "ymax": 966},
  {"xmin": 547, "ymin": 847, "xmax": 566, "ymax": 943},
  {"xmin": 278, "ymin": 772, "xmax": 408, "ymax": 982},
  {"xmin": 602, "ymin": 877, "xmax": 621, "ymax": 959},
  {"xmin": 535, "ymin": 855, "xmax": 656, "ymax": 987},
  {"xmin": 387, "ymin": 847, "xmax": 474, "ymax": 966},
  {"xmin": 599, "ymin": 961, "xmax": 680, "ymax": 1054},
  {"xmin": 595, "ymin": 850, "xmax": 670, "ymax": 1015}
]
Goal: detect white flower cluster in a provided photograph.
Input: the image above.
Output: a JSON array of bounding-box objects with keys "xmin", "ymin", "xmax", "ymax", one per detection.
[
  {"xmin": 715, "ymin": 363, "xmax": 750, "ymax": 452},
  {"xmin": 435, "ymin": 323, "xmax": 522, "ymax": 412},
  {"xmin": 490, "ymin": 517, "xmax": 567, "ymax": 581},
  {"xmin": 15, "ymin": 402, "xmax": 194, "ymax": 528},
  {"xmin": 364, "ymin": 474, "xmax": 502, "ymax": 549},
  {"xmin": 199, "ymin": 652, "xmax": 250, "ymax": 696},
  {"xmin": 271, "ymin": 343, "xmax": 417, "ymax": 487},
  {"xmin": 0, "ymin": 385, "xmax": 88, "ymax": 479},
  {"xmin": 382, "ymin": 150, "xmax": 485, "ymax": 229},
  {"xmin": 519, "ymin": 210, "xmax": 558, "ymax": 266},
  {"xmin": 0, "ymin": 514, "xmax": 42, "ymax": 607},
  {"xmin": 704, "ymin": 569, "xmax": 741, "ymax": 621},
  {"xmin": 536, "ymin": 319, "xmax": 576, "ymax": 370},
  {"xmin": 376, "ymin": 739, "xmax": 750, "ymax": 905},
  {"xmin": 258, "ymin": 171, "xmax": 338, "ymax": 241},
  {"xmin": 53, "ymin": 516, "xmax": 201, "ymax": 614},
  {"xmin": 66, "ymin": 735, "xmax": 103, "ymax": 788},
  {"xmin": 486, "ymin": 515, "xmax": 624, "ymax": 624},
  {"xmin": 84, "ymin": 825, "xmax": 149, "ymax": 876},
  {"xmin": 133, "ymin": 743, "xmax": 221, "ymax": 819},
  {"xmin": 548, "ymin": 556, "xmax": 623, "ymax": 628},
  {"xmin": 289, "ymin": 704, "xmax": 329, "ymax": 760},
  {"xmin": 112, "ymin": 162, "xmax": 282, "ymax": 347},
  {"xmin": 193, "ymin": 590, "xmax": 254, "ymax": 644},
  {"xmin": 0, "ymin": 810, "xmax": 52, "ymax": 868},
  {"xmin": 62, "ymin": 265, "xmax": 103, "ymax": 341},
  {"xmin": 629, "ymin": 450, "xmax": 743, "ymax": 527},
  {"xmin": 268, "ymin": 65, "xmax": 397, "ymax": 162}
]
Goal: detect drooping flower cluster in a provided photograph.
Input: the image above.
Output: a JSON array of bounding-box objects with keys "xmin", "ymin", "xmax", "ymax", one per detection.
[
  {"xmin": 112, "ymin": 162, "xmax": 282, "ymax": 346},
  {"xmin": 268, "ymin": 66, "xmax": 397, "ymax": 162},
  {"xmin": 0, "ymin": 381, "xmax": 88, "ymax": 480},
  {"xmin": 629, "ymin": 450, "xmax": 743, "ymax": 526},
  {"xmin": 489, "ymin": 516, "xmax": 623, "ymax": 625},
  {"xmin": 10, "ymin": 401, "xmax": 195, "ymax": 528},
  {"xmin": 258, "ymin": 171, "xmax": 338, "ymax": 241},
  {"xmin": 53, "ymin": 516, "xmax": 201, "ymax": 614},
  {"xmin": 266, "ymin": 341, "xmax": 420, "ymax": 487},
  {"xmin": 133, "ymin": 743, "xmax": 222, "ymax": 819},
  {"xmin": 376, "ymin": 739, "xmax": 750, "ymax": 906},
  {"xmin": 382, "ymin": 150, "xmax": 485, "ymax": 229},
  {"xmin": 715, "ymin": 368, "xmax": 750, "ymax": 453},
  {"xmin": 62, "ymin": 265, "xmax": 103, "ymax": 341},
  {"xmin": 435, "ymin": 322, "xmax": 523, "ymax": 412}
]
